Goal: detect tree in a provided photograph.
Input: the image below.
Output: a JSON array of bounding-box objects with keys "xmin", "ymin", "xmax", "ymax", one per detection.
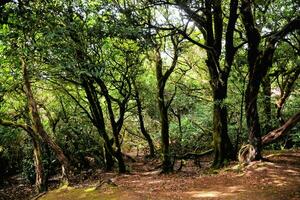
[
  {"xmin": 240, "ymin": 0, "xmax": 300, "ymax": 160},
  {"xmin": 154, "ymin": 34, "xmax": 181, "ymax": 172},
  {"xmin": 167, "ymin": 0, "xmax": 240, "ymax": 167},
  {"xmin": 132, "ymin": 79, "xmax": 156, "ymax": 157},
  {"xmin": 21, "ymin": 57, "xmax": 72, "ymax": 180},
  {"xmin": 0, "ymin": 119, "xmax": 46, "ymax": 192}
]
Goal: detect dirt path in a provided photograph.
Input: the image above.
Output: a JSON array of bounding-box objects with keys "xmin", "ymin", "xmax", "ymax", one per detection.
[{"xmin": 36, "ymin": 150, "xmax": 300, "ymax": 200}]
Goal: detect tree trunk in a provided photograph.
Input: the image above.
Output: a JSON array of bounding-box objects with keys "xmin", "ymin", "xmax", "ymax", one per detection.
[
  {"xmin": 95, "ymin": 78, "xmax": 127, "ymax": 173},
  {"xmin": 241, "ymin": 0, "xmax": 299, "ymax": 161},
  {"xmin": 82, "ymin": 79, "xmax": 115, "ymax": 171},
  {"xmin": 245, "ymin": 75, "xmax": 263, "ymax": 160},
  {"xmin": 155, "ymin": 46, "xmax": 175, "ymax": 173},
  {"xmin": 21, "ymin": 57, "xmax": 72, "ymax": 180},
  {"xmin": 0, "ymin": 119, "xmax": 46, "ymax": 192},
  {"xmin": 177, "ymin": 0, "xmax": 238, "ymax": 168},
  {"xmin": 211, "ymin": 82, "xmax": 234, "ymax": 168},
  {"xmin": 158, "ymin": 97, "xmax": 172, "ymax": 172},
  {"xmin": 30, "ymin": 132, "xmax": 47, "ymax": 193},
  {"xmin": 104, "ymin": 146, "xmax": 114, "ymax": 171},
  {"xmin": 262, "ymin": 111, "xmax": 300, "ymax": 145},
  {"xmin": 111, "ymin": 124, "xmax": 127, "ymax": 173},
  {"xmin": 114, "ymin": 143, "xmax": 126, "ymax": 173},
  {"xmin": 133, "ymin": 81, "xmax": 155, "ymax": 157}
]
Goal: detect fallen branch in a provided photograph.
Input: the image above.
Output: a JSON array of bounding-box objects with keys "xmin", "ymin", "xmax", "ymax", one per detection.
[
  {"xmin": 262, "ymin": 111, "xmax": 300, "ymax": 145},
  {"xmin": 175, "ymin": 149, "xmax": 214, "ymax": 160}
]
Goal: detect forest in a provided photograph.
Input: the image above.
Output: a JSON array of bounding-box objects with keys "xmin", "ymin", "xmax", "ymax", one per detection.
[{"xmin": 0, "ymin": 0, "xmax": 299, "ymax": 199}]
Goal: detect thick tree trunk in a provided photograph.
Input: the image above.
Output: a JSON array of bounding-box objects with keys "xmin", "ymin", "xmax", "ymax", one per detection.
[
  {"xmin": 245, "ymin": 76, "xmax": 263, "ymax": 160},
  {"xmin": 177, "ymin": 0, "xmax": 238, "ymax": 168},
  {"xmin": 112, "ymin": 133, "xmax": 126, "ymax": 173},
  {"xmin": 21, "ymin": 57, "xmax": 72, "ymax": 180},
  {"xmin": 240, "ymin": 0, "xmax": 264, "ymax": 161},
  {"xmin": 104, "ymin": 146, "xmax": 114, "ymax": 171},
  {"xmin": 262, "ymin": 111, "xmax": 300, "ymax": 145},
  {"xmin": 241, "ymin": 0, "xmax": 300, "ymax": 161},
  {"xmin": 114, "ymin": 143, "xmax": 126, "ymax": 173},
  {"xmin": 211, "ymin": 82, "xmax": 234, "ymax": 168},
  {"xmin": 133, "ymin": 81, "xmax": 155, "ymax": 157},
  {"xmin": 158, "ymin": 97, "xmax": 172, "ymax": 172},
  {"xmin": 111, "ymin": 123, "xmax": 127, "ymax": 173}
]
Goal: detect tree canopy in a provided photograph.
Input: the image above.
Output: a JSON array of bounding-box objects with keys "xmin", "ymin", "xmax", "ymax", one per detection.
[{"xmin": 0, "ymin": 0, "xmax": 299, "ymax": 197}]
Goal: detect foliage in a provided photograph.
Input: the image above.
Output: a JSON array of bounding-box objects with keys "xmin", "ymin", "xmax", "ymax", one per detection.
[{"xmin": 0, "ymin": 0, "xmax": 299, "ymax": 189}]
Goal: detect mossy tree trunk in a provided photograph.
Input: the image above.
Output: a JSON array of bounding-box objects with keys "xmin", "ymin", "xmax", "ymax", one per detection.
[
  {"xmin": 178, "ymin": 0, "xmax": 238, "ymax": 168},
  {"xmin": 21, "ymin": 57, "xmax": 72, "ymax": 180}
]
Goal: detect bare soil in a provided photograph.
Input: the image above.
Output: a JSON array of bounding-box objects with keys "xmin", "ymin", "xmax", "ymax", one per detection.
[{"xmin": 1, "ymin": 149, "xmax": 300, "ymax": 200}]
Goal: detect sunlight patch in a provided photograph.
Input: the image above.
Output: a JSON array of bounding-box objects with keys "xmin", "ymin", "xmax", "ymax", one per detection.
[
  {"xmin": 187, "ymin": 191, "xmax": 222, "ymax": 198},
  {"xmin": 148, "ymin": 180, "xmax": 163, "ymax": 184},
  {"xmin": 84, "ymin": 187, "xmax": 96, "ymax": 192}
]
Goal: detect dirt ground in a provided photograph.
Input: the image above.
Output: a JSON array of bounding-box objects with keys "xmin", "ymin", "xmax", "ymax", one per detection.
[{"xmin": 1, "ymin": 149, "xmax": 300, "ymax": 200}]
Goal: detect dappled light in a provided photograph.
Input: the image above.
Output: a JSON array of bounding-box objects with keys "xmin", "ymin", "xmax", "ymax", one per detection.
[{"xmin": 187, "ymin": 186, "xmax": 246, "ymax": 198}]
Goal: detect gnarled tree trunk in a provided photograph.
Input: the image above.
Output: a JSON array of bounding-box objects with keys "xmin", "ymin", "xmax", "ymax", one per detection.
[
  {"xmin": 21, "ymin": 57, "xmax": 72, "ymax": 180},
  {"xmin": 177, "ymin": 0, "xmax": 238, "ymax": 168}
]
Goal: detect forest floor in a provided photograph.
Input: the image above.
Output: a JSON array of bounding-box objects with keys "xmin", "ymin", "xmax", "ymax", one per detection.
[{"xmin": 1, "ymin": 149, "xmax": 300, "ymax": 200}]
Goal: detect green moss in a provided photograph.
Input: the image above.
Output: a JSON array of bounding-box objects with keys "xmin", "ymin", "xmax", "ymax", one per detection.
[{"xmin": 39, "ymin": 186, "xmax": 120, "ymax": 200}]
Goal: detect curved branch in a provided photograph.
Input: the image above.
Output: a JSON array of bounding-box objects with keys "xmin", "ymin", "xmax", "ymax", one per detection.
[
  {"xmin": 0, "ymin": 118, "xmax": 34, "ymax": 133},
  {"xmin": 262, "ymin": 111, "xmax": 300, "ymax": 145}
]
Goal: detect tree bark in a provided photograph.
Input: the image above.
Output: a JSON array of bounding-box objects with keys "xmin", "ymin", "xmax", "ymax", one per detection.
[
  {"xmin": 96, "ymin": 78, "xmax": 127, "ymax": 173},
  {"xmin": 21, "ymin": 57, "xmax": 72, "ymax": 180},
  {"xmin": 82, "ymin": 79, "xmax": 115, "ymax": 171},
  {"xmin": 211, "ymin": 81, "xmax": 234, "ymax": 167},
  {"xmin": 30, "ymin": 132, "xmax": 47, "ymax": 193},
  {"xmin": 133, "ymin": 80, "xmax": 155, "ymax": 157},
  {"xmin": 240, "ymin": 0, "xmax": 264, "ymax": 160},
  {"xmin": 155, "ymin": 43, "xmax": 178, "ymax": 173}
]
